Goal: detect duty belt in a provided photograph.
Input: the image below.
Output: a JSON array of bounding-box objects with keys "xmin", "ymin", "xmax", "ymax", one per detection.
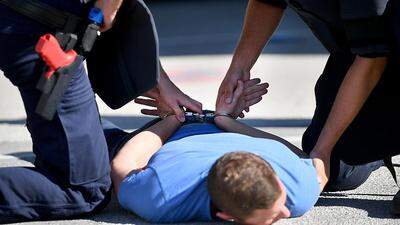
[{"xmin": 0, "ymin": 0, "xmax": 102, "ymax": 120}]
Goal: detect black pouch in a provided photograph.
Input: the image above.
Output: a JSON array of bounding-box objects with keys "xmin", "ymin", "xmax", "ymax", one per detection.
[{"xmin": 87, "ymin": 0, "xmax": 159, "ymax": 109}]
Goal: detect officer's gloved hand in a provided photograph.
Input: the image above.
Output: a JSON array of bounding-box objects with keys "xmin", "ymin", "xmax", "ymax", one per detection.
[{"xmin": 95, "ymin": 0, "xmax": 124, "ymax": 32}]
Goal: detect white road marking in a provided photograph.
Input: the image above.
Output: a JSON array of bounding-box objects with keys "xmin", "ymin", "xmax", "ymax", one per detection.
[
  {"xmin": 0, "ymin": 154, "xmax": 20, "ymax": 160},
  {"xmin": 285, "ymin": 136, "xmax": 303, "ymax": 143}
]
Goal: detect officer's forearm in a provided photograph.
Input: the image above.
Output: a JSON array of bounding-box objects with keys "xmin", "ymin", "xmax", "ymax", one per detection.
[
  {"xmin": 230, "ymin": 0, "xmax": 284, "ymax": 72},
  {"xmin": 312, "ymin": 56, "xmax": 387, "ymax": 156},
  {"xmin": 111, "ymin": 116, "xmax": 181, "ymax": 194}
]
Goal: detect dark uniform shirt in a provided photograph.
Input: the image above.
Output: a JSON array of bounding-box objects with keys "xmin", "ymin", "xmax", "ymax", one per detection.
[{"xmin": 257, "ymin": 0, "xmax": 392, "ymax": 57}]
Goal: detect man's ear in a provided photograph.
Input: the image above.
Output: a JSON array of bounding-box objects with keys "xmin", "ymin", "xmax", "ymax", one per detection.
[{"xmin": 216, "ymin": 211, "xmax": 237, "ymax": 222}]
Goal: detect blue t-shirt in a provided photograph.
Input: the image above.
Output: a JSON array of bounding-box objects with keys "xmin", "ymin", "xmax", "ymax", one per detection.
[{"xmin": 118, "ymin": 124, "xmax": 320, "ymax": 223}]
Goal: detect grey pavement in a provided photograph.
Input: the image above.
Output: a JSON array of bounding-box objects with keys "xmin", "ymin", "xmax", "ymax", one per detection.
[{"xmin": 1, "ymin": 0, "xmax": 399, "ymax": 224}]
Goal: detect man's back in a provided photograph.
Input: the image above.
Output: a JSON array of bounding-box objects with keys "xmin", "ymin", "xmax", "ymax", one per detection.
[{"xmin": 118, "ymin": 123, "xmax": 320, "ymax": 223}]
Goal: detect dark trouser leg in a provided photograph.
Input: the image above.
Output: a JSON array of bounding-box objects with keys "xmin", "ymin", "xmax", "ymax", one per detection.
[
  {"xmin": 302, "ymin": 52, "xmax": 400, "ymax": 191},
  {"xmin": 102, "ymin": 119, "xmax": 129, "ymax": 161},
  {"xmin": 323, "ymin": 160, "xmax": 384, "ymax": 192},
  {"xmin": 0, "ymin": 33, "xmax": 111, "ymax": 222}
]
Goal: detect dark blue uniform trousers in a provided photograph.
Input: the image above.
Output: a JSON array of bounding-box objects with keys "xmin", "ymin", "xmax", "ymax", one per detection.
[{"xmin": 0, "ymin": 31, "xmax": 111, "ymax": 223}]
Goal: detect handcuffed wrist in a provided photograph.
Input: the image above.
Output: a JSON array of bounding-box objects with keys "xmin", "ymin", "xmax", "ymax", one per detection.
[
  {"xmin": 214, "ymin": 112, "xmax": 233, "ymax": 118},
  {"xmin": 159, "ymin": 113, "xmax": 175, "ymax": 119}
]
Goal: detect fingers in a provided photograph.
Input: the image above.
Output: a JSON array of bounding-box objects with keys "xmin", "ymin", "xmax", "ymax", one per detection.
[
  {"xmin": 224, "ymin": 85, "xmax": 234, "ymax": 104},
  {"xmin": 218, "ymin": 71, "xmax": 246, "ymax": 104},
  {"xmin": 244, "ymin": 82, "xmax": 269, "ymax": 96},
  {"xmin": 181, "ymin": 97, "xmax": 203, "ymax": 114},
  {"xmin": 171, "ymin": 105, "xmax": 185, "ymax": 122},
  {"xmin": 244, "ymin": 78, "xmax": 261, "ymax": 89},
  {"xmin": 245, "ymin": 97, "xmax": 263, "ymax": 108},
  {"xmin": 220, "ymin": 78, "xmax": 239, "ymax": 104},
  {"xmin": 244, "ymin": 88, "xmax": 268, "ymax": 101},
  {"xmin": 134, "ymin": 98, "xmax": 157, "ymax": 107},
  {"xmin": 141, "ymin": 109, "xmax": 159, "ymax": 116},
  {"xmin": 232, "ymin": 80, "xmax": 244, "ymax": 103}
]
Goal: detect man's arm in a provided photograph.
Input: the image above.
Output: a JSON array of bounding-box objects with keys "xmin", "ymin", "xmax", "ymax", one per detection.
[
  {"xmin": 215, "ymin": 115, "xmax": 328, "ymax": 192},
  {"xmin": 309, "ymin": 56, "xmax": 387, "ymax": 186},
  {"xmin": 214, "ymin": 116, "xmax": 308, "ymax": 158},
  {"xmin": 216, "ymin": 80, "xmax": 329, "ymax": 191},
  {"xmin": 310, "ymin": 0, "xmax": 391, "ymax": 161},
  {"xmin": 216, "ymin": 80, "xmax": 306, "ymax": 157},
  {"xmin": 111, "ymin": 116, "xmax": 181, "ymax": 194},
  {"xmin": 95, "ymin": 0, "xmax": 124, "ymax": 31},
  {"xmin": 218, "ymin": 0, "xmax": 284, "ymax": 104}
]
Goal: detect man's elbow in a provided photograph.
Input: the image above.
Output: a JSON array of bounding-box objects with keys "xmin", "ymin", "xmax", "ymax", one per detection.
[{"xmin": 110, "ymin": 160, "xmax": 137, "ymax": 193}]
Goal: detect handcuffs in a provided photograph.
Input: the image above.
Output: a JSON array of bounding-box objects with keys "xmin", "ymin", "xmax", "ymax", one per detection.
[
  {"xmin": 160, "ymin": 110, "xmax": 232, "ymax": 124},
  {"xmin": 184, "ymin": 110, "xmax": 216, "ymax": 124}
]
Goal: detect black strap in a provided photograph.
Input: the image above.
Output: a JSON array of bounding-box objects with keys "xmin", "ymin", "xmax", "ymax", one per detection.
[
  {"xmin": 0, "ymin": 0, "xmax": 82, "ymax": 32},
  {"xmin": 384, "ymin": 157, "xmax": 399, "ymax": 187}
]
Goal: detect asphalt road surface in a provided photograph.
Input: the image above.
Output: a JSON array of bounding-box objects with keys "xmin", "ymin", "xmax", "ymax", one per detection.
[{"xmin": 1, "ymin": 1, "xmax": 399, "ymax": 224}]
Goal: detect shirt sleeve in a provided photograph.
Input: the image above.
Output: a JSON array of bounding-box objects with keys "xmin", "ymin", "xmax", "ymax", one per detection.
[
  {"xmin": 256, "ymin": 0, "xmax": 288, "ymax": 9},
  {"xmin": 339, "ymin": 0, "xmax": 391, "ymax": 57},
  {"xmin": 118, "ymin": 168, "xmax": 167, "ymax": 223}
]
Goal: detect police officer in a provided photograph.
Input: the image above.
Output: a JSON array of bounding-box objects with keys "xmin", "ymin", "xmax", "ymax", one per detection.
[
  {"xmin": 218, "ymin": 0, "xmax": 399, "ymax": 211},
  {"xmin": 0, "ymin": 0, "xmax": 201, "ymax": 223}
]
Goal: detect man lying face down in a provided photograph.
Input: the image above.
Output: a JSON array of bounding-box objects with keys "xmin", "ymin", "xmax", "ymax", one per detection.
[{"xmin": 107, "ymin": 80, "xmax": 380, "ymax": 225}]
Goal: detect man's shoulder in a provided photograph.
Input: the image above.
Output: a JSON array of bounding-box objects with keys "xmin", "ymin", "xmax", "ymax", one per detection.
[
  {"xmin": 118, "ymin": 168, "xmax": 167, "ymax": 222},
  {"xmin": 118, "ymin": 166, "xmax": 212, "ymax": 223}
]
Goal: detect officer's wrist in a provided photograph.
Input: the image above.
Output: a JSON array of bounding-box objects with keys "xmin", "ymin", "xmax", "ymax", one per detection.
[
  {"xmin": 228, "ymin": 64, "xmax": 250, "ymax": 75},
  {"xmin": 230, "ymin": 55, "xmax": 253, "ymax": 73}
]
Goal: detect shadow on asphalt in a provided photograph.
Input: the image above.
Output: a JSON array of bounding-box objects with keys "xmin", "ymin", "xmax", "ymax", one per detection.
[
  {"xmin": 85, "ymin": 194, "xmax": 399, "ymax": 223},
  {"xmin": 0, "ymin": 116, "xmax": 311, "ymax": 130},
  {"xmin": 316, "ymin": 196, "xmax": 396, "ymax": 219},
  {"xmin": 89, "ymin": 195, "xmax": 229, "ymax": 225}
]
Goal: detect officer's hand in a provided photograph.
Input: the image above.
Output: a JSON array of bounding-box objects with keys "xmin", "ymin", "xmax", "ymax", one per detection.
[
  {"xmin": 95, "ymin": 0, "xmax": 124, "ymax": 32},
  {"xmin": 218, "ymin": 68, "xmax": 250, "ymax": 104},
  {"xmin": 217, "ymin": 68, "xmax": 251, "ymax": 117},
  {"xmin": 216, "ymin": 80, "xmax": 245, "ymax": 116},
  {"xmin": 135, "ymin": 88, "xmax": 174, "ymax": 119},
  {"xmin": 310, "ymin": 150, "xmax": 330, "ymax": 192},
  {"xmin": 218, "ymin": 78, "xmax": 268, "ymax": 118},
  {"xmin": 136, "ymin": 75, "xmax": 202, "ymax": 122}
]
